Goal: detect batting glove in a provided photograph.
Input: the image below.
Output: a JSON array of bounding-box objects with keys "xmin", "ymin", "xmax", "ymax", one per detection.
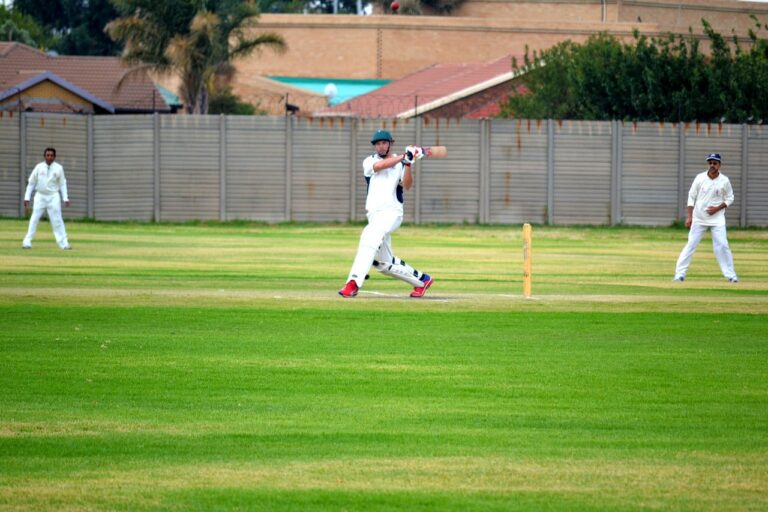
[
  {"xmin": 412, "ymin": 146, "xmax": 425, "ymax": 160},
  {"xmin": 402, "ymin": 152, "xmax": 413, "ymax": 166}
]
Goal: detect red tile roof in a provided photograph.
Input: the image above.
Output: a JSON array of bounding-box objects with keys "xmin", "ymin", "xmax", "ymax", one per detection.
[
  {"xmin": 318, "ymin": 55, "xmax": 521, "ymax": 118},
  {"xmin": 0, "ymin": 42, "xmax": 170, "ymax": 113}
]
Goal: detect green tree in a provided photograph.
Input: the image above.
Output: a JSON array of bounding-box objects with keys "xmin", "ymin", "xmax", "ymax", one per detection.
[
  {"xmin": 501, "ymin": 20, "xmax": 768, "ymax": 124},
  {"xmin": 0, "ymin": 19, "xmax": 35, "ymax": 46},
  {"xmin": 502, "ymin": 42, "xmax": 580, "ymax": 119},
  {"xmin": 0, "ymin": 4, "xmax": 56, "ymax": 48},
  {"xmin": 419, "ymin": 0, "xmax": 464, "ymax": 14},
  {"xmin": 13, "ymin": 0, "xmax": 121, "ymax": 55},
  {"xmin": 106, "ymin": 0, "xmax": 285, "ymax": 114},
  {"xmin": 704, "ymin": 16, "xmax": 768, "ymax": 123},
  {"xmin": 256, "ymin": 0, "xmax": 304, "ymax": 13},
  {"xmin": 208, "ymin": 86, "xmax": 264, "ymax": 114},
  {"xmin": 304, "ymin": 0, "xmax": 362, "ymax": 14}
]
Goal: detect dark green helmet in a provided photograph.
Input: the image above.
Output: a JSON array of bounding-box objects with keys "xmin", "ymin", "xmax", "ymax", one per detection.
[{"xmin": 370, "ymin": 129, "xmax": 394, "ymax": 144}]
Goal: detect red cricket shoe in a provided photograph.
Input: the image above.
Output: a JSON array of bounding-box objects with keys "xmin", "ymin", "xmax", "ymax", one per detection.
[
  {"xmin": 338, "ymin": 280, "xmax": 359, "ymax": 298},
  {"xmin": 410, "ymin": 274, "xmax": 433, "ymax": 298}
]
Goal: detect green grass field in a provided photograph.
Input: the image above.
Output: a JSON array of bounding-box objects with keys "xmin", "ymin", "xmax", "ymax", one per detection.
[{"xmin": 1, "ymin": 219, "xmax": 767, "ymax": 511}]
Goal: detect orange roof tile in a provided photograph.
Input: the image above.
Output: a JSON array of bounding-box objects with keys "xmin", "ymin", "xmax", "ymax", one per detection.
[
  {"xmin": 319, "ymin": 55, "xmax": 521, "ymax": 118},
  {"xmin": 0, "ymin": 42, "xmax": 170, "ymax": 113}
]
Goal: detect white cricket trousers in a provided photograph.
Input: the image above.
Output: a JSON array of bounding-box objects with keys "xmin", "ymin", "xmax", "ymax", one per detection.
[
  {"xmin": 23, "ymin": 193, "xmax": 69, "ymax": 249},
  {"xmin": 347, "ymin": 209, "xmax": 423, "ymax": 288},
  {"xmin": 674, "ymin": 223, "xmax": 736, "ymax": 280}
]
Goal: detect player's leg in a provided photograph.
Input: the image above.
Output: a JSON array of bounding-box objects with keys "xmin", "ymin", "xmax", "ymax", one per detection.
[
  {"xmin": 22, "ymin": 195, "xmax": 47, "ymax": 248},
  {"xmin": 711, "ymin": 225, "xmax": 737, "ymax": 281},
  {"xmin": 344, "ymin": 212, "xmax": 399, "ymax": 289},
  {"xmin": 373, "ymin": 233, "xmax": 424, "ymax": 287},
  {"xmin": 673, "ymin": 223, "xmax": 706, "ymax": 280},
  {"xmin": 374, "ymin": 229, "xmax": 433, "ymax": 296},
  {"xmin": 46, "ymin": 194, "xmax": 70, "ymax": 249}
]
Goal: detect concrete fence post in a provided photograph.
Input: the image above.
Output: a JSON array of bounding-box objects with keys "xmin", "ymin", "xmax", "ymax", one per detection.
[
  {"xmin": 546, "ymin": 119, "xmax": 555, "ymax": 226},
  {"xmin": 285, "ymin": 115, "xmax": 293, "ymax": 221},
  {"xmin": 415, "ymin": 116, "xmax": 423, "ymax": 225},
  {"xmin": 219, "ymin": 114, "xmax": 227, "ymax": 222},
  {"xmin": 350, "ymin": 118, "xmax": 358, "ymax": 221},
  {"xmin": 479, "ymin": 119, "xmax": 491, "ymax": 224},
  {"xmin": 677, "ymin": 123, "xmax": 686, "ymax": 221},
  {"xmin": 741, "ymin": 124, "xmax": 748, "ymax": 227},
  {"xmin": 87, "ymin": 114, "xmax": 94, "ymax": 219},
  {"xmin": 610, "ymin": 120, "xmax": 623, "ymax": 226},
  {"xmin": 19, "ymin": 113, "xmax": 26, "ymax": 218},
  {"xmin": 153, "ymin": 113, "xmax": 160, "ymax": 223}
]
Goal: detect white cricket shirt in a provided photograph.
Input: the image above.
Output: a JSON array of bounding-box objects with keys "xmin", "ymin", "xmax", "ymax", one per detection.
[
  {"xmin": 25, "ymin": 161, "xmax": 69, "ymax": 201},
  {"xmin": 363, "ymin": 153, "xmax": 406, "ymax": 214},
  {"xmin": 687, "ymin": 171, "xmax": 734, "ymax": 227}
]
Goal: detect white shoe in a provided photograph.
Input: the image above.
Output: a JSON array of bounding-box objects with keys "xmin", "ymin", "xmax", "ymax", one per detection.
[
  {"xmin": 22, "ymin": 244, "xmax": 31, "ymax": 249},
  {"xmin": 672, "ymin": 276, "xmax": 685, "ymax": 282},
  {"xmin": 728, "ymin": 277, "xmax": 739, "ymax": 283},
  {"xmin": 62, "ymin": 245, "xmax": 72, "ymax": 250}
]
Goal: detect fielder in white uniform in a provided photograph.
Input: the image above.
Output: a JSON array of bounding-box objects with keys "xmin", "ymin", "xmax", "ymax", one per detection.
[
  {"xmin": 339, "ymin": 130, "xmax": 433, "ymax": 298},
  {"xmin": 22, "ymin": 147, "xmax": 71, "ymax": 250},
  {"xmin": 673, "ymin": 153, "xmax": 737, "ymax": 282}
]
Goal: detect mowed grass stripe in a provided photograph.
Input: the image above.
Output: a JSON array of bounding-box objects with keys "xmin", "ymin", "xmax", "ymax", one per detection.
[
  {"xmin": 3, "ymin": 456, "xmax": 766, "ymax": 511},
  {"xmin": 3, "ymin": 221, "xmax": 766, "ymax": 296},
  {"xmin": 2, "ymin": 308, "xmax": 765, "ymax": 445}
]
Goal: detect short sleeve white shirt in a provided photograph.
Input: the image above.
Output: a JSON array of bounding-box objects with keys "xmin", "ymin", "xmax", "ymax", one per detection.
[
  {"xmin": 688, "ymin": 171, "xmax": 734, "ymax": 227},
  {"xmin": 363, "ymin": 153, "xmax": 406, "ymax": 214}
]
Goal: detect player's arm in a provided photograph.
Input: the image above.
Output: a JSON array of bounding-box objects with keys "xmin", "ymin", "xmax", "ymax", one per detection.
[
  {"xmin": 58, "ymin": 165, "xmax": 70, "ymax": 206},
  {"xmin": 706, "ymin": 182, "xmax": 733, "ymax": 215},
  {"xmin": 684, "ymin": 206, "xmax": 693, "ymax": 228},
  {"xmin": 687, "ymin": 176, "xmax": 701, "ymax": 208},
  {"xmin": 684, "ymin": 176, "xmax": 701, "ymax": 228},
  {"xmin": 23, "ymin": 165, "xmax": 39, "ymax": 208},
  {"xmin": 402, "ymin": 163, "xmax": 413, "ymax": 190},
  {"xmin": 372, "ymin": 153, "xmax": 409, "ymax": 172}
]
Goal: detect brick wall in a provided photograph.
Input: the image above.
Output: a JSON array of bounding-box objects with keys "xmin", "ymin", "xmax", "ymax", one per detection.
[
  {"xmin": 243, "ymin": 14, "xmax": 658, "ymax": 81},
  {"xmin": 245, "ymin": 0, "xmax": 767, "ymax": 81},
  {"xmin": 424, "ymin": 81, "xmax": 513, "ymax": 119},
  {"xmin": 229, "ymin": 1, "xmax": 768, "ymax": 112},
  {"xmin": 453, "ymin": 0, "xmax": 768, "ymax": 31}
]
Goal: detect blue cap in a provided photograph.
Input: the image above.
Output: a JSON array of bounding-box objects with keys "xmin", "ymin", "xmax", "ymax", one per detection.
[{"xmin": 706, "ymin": 153, "xmax": 721, "ymax": 162}]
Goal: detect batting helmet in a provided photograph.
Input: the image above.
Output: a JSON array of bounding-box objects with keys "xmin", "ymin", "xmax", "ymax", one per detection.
[{"xmin": 371, "ymin": 129, "xmax": 394, "ymax": 144}]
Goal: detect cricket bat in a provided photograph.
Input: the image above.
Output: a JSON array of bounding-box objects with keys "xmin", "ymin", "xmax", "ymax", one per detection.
[{"xmin": 423, "ymin": 146, "xmax": 447, "ymax": 158}]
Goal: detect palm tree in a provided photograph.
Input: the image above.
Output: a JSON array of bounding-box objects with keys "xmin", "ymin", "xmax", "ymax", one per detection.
[{"xmin": 107, "ymin": 0, "xmax": 285, "ymax": 114}]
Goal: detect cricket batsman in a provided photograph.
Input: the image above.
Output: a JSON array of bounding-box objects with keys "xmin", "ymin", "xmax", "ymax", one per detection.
[{"xmin": 338, "ymin": 129, "xmax": 434, "ymax": 298}]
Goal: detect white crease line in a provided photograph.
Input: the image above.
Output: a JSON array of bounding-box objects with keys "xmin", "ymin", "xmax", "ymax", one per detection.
[
  {"xmin": 359, "ymin": 291, "xmax": 453, "ymax": 302},
  {"xmin": 360, "ymin": 291, "xmax": 404, "ymax": 298}
]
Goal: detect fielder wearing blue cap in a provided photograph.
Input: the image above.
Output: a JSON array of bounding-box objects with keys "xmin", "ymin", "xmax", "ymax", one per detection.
[
  {"xmin": 673, "ymin": 152, "xmax": 739, "ymax": 283},
  {"xmin": 338, "ymin": 130, "xmax": 434, "ymax": 298}
]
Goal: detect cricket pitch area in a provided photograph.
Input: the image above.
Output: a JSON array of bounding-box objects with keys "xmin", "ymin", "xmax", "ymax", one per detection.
[{"xmin": 1, "ymin": 219, "xmax": 767, "ymax": 511}]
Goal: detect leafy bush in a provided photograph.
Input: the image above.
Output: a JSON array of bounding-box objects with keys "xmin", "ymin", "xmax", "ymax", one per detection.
[
  {"xmin": 501, "ymin": 17, "xmax": 768, "ymax": 123},
  {"xmin": 208, "ymin": 87, "xmax": 263, "ymax": 115}
]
